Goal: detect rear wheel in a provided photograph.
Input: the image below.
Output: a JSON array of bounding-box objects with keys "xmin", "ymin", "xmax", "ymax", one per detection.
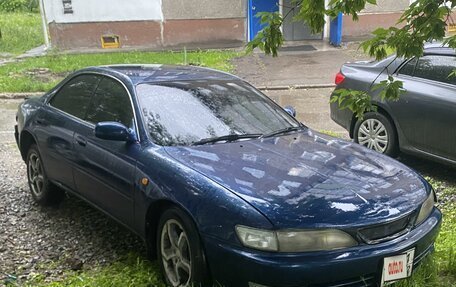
[
  {"xmin": 157, "ymin": 207, "xmax": 210, "ymax": 287},
  {"xmin": 354, "ymin": 112, "xmax": 398, "ymax": 157},
  {"xmin": 26, "ymin": 144, "xmax": 65, "ymax": 206}
]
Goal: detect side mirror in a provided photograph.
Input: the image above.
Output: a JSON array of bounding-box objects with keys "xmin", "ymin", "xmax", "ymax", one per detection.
[
  {"xmin": 95, "ymin": 122, "xmax": 137, "ymax": 142},
  {"xmin": 284, "ymin": 106, "xmax": 297, "ymax": 117}
]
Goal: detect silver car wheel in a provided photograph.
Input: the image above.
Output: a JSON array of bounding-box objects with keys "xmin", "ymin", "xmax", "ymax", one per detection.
[
  {"xmin": 357, "ymin": 119, "xmax": 388, "ymax": 153},
  {"xmin": 161, "ymin": 219, "xmax": 192, "ymax": 287},
  {"xmin": 28, "ymin": 153, "xmax": 45, "ymax": 197}
]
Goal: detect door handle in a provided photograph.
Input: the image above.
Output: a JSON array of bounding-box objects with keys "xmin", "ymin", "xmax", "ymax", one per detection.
[
  {"xmin": 75, "ymin": 135, "xmax": 87, "ymax": 147},
  {"xmin": 35, "ymin": 118, "xmax": 48, "ymax": 125}
]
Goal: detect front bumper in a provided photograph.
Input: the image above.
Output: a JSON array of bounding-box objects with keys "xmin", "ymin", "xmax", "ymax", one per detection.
[{"xmin": 203, "ymin": 208, "xmax": 442, "ymax": 287}]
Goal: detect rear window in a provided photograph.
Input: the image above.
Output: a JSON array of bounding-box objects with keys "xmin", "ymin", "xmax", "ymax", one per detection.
[
  {"xmin": 85, "ymin": 77, "xmax": 134, "ymax": 127},
  {"xmin": 398, "ymin": 58, "xmax": 417, "ymax": 76},
  {"xmin": 414, "ymin": 55, "xmax": 456, "ymax": 85},
  {"xmin": 50, "ymin": 74, "xmax": 101, "ymax": 119}
]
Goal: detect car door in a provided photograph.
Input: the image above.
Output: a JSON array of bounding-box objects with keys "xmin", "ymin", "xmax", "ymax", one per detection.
[
  {"xmin": 35, "ymin": 74, "xmax": 101, "ymax": 191},
  {"xmin": 72, "ymin": 75, "xmax": 140, "ymax": 226},
  {"xmin": 391, "ymin": 55, "xmax": 456, "ymax": 160}
]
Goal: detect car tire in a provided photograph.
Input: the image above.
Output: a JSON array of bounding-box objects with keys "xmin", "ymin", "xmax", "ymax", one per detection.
[
  {"xmin": 157, "ymin": 207, "xmax": 211, "ymax": 287},
  {"xmin": 354, "ymin": 112, "xmax": 399, "ymax": 157},
  {"xmin": 26, "ymin": 144, "xmax": 65, "ymax": 206}
]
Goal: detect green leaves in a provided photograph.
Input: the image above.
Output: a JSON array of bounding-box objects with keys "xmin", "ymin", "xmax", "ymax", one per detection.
[
  {"xmin": 327, "ymin": 0, "xmax": 369, "ymax": 20},
  {"xmin": 295, "ymin": 0, "xmax": 326, "ymax": 34},
  {"xmin": 330, "ymin": 75, "xmax": 405, "ymax": 120},
  {"xmin": 362, "ymin": 0, "xmax": 451, "ymax": 60},
  {"xmin": 246, "ymin": 12, "xmax": 284, "ymax": 57},
  {"xmin": 372, "ymin": 75, "xmax": 406, "ymax": 102},
  {"xmin": 0, "ymin": 0, "xmax": 38, "ymax": 12},
  {"xmin": 330, "ymin": 89, "xmax": 376, "ymax": 120}
]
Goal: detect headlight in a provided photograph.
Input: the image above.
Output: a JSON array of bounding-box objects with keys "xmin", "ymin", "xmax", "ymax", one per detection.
[
  {"xmin": 276, "ymin": 229, "xmax": 358, "ymax": 252},
  {"xmin": 415, "ymin": 189, "xmax": 436, "ymax": 226},
  {"xmin": 235, "ymin": 226, "xmax": 278, "ymax": 251},
  {"xmin": 236, "ymin": 226, "xmax": 357, "ymax": 252}
]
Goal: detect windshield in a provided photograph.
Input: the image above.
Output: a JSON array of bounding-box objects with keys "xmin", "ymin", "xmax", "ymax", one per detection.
[{"xmin": 136, "ymin": 80, "xmax": 300, "ymax": 146}]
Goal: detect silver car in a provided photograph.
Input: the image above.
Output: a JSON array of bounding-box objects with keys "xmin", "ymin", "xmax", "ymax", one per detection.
[{"xmin": 331, "ymin": 43, "xmax": 456, "ymax": 165}]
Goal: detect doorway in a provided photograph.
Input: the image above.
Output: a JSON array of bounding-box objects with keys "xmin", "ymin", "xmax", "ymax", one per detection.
[
  {"xmin": 248, "ymin": 0, "xmax": 323, "ymax": 41},
  {"xmin": 282, "ymin": 0, "xmax": 323, "ymax": 40},
  {"xmin": 248, "ymin": 0, "xmax": 279, "ymax": 41}
]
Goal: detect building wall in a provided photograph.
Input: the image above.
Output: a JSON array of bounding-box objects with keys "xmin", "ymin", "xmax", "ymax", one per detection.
[
  {"xmin": 43, "ymin": 0, "xmax": 163, "ymax": 23},
  {"xmin": 363, "ymin": 0, "xmax": 410, "ymax": 14},
  {"xmin": 343, "ymin": 12, "xmax": 403, "ymax": 38},
  {"xmin": 162, "ymin": 0, "xmax": 246, "ymax": 19},
  {"xmin": 161, "ymin": 0, "xmax": 246, "ymax": 47},
  {"xmin": 45, "ymin": 0, "xmax": 247, "ymax": 50},
  {"xmin": 343, "ymin": 0, "xmax": 410, "ymax": 38},
  {"xmin": 44, "ymin": 0, "xmax": 413, "ymax": 49},
  {"xmin": 48, "ymin": 21, "xmax": 163, "ymax": 50}
]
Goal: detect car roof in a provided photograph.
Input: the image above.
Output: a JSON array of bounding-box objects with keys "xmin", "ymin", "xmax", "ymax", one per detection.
[
  {"xmin": 81, "ymin": 64, "xmax": 240, "ymax": 85},
  {"xmin": 423, "ymin": 42, "xmax": 456, "ymax": 56}
]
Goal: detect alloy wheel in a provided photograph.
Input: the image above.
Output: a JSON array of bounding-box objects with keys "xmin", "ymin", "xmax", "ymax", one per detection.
[
  {"xmin": 357, "ymin": 119, "xmax": 389, "ymax": 153},
  {"xmin": 28, "ymin": 153, "xmax": 45, "ymax": 198},
  {"xmin": 161, "ymin": 219, "xmax": 192, "ymax": 287}
]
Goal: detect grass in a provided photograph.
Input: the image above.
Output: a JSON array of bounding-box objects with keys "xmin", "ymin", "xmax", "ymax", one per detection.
[
  {"xmin": 0, "ymin": 12, "xmax": 44, "ymax": 55},
  {"xmin": 0, "ymin": 50, "xmax": 239, "ymax": 93},
  {"xmin": 23, "ymin": 254, "xmax": 165, "ymax": 287},
  {"xmin": 395, "ymin": 207, "xmax": 456, "ymax": 287},
  {"xmin": 318, "ymin": 130, "xmax": 345, "ymax": 138},
  {"xmin": 0, "ymin": 12, "xmax": 239, "ymax": 93}
]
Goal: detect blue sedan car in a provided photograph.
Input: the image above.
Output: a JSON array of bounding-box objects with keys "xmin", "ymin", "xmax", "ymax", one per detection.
[{"xmin": 15, "ymin": 65, "xmax": 441, "ymax": 287}]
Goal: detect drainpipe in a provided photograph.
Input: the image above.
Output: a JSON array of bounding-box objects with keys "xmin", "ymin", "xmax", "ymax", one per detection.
[
  {"xmin": 323, "ymin": 0, "xmax": 330, "ymax": 39},
  {"xmin": 39, "ymin": 0, "xmax": 50, "ymax": 47}
]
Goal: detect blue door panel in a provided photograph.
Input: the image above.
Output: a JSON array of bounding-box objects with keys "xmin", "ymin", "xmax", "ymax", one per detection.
[
  {"xmin": 35, "ymin": 106, "xmax": 77, "ymax": 191},
  {"xmin": 249, "ymin": 0, "xmax": 279, "ymax": 41},
  {"xmin": 72, "ymin": 125, "xmax": 138, "ymax": 227}
]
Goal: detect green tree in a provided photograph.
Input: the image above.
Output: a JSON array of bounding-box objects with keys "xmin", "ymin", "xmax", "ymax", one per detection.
[
  {"xmin": 247, "ymin": 0, "xmax": 456, "ymax": 118},
  {"xmin": 0, "ymin": 0, "xmax": 38, "ymax": 12}
]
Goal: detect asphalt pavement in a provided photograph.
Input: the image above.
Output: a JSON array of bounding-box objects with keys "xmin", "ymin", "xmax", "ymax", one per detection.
[
  {"xmin": 233, "ymin": 41, "xmax": 369, "ymax": 88},
  {"xmin": 264, "ymin": 88, "xmax": 348, "ymax": 137},
  {"xmin": 0, "ymin": 99, "xmax": 21, "ymax": 144}
]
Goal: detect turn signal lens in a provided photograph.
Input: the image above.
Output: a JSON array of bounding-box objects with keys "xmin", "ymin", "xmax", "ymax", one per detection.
[
  {"xmin": 236, "ymin": 226, "xmax": 278, "ymax": 251},
  {"xmin": 416, "ymin": 189, "xmax": 436, "ymax": 226},
  {"xmin": 335, "ymin": 72, "xmax": 345, "ymax": 85}
]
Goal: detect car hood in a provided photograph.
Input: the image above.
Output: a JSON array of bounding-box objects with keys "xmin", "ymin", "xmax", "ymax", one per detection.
[{"xmin": 164, "ymin": 129, "xmax": 428, "ymax": 229}]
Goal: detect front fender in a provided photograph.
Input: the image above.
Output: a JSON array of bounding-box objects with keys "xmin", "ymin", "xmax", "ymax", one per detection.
[{"xmin": 134, "ymin": 146, "xmax": 273, "ymax": 245}]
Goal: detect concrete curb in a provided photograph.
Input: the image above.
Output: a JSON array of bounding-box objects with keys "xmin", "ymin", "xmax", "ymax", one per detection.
[
  {"xmin": 257, "ymin": 84, "xmax": 336, "ymax": 91},
  {"xmin": 0, "ymin": 93, "xmax": 44, "ymax": 100},
  {"xmin": 0, "ymin": 84, "xmax": 336, "ymax": 99}
]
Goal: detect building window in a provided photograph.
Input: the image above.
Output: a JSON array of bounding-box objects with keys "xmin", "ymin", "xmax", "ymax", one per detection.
[{"xmin": 62, "ymin": 0, "xmax": 73, "ymax": 14}]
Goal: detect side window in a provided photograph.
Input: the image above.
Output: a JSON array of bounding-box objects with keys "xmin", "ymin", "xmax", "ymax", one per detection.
[
  {"xmin": 398, "ymin": 58, "xmax": 417, "ymax": 76},
  {"xmin": 414, "ymin": 55, "xmax": 456, "ymax": 85},
  {"xmin": 85, "ymin": 77, "xmax": 134, "ymax": 127},
  {"xmin": 50, "ymin": 74, "xmax": 101, "ymax": 119}
]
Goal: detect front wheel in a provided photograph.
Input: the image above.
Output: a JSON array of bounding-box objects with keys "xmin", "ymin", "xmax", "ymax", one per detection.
[
  {"xmin": 157, "ymin": 207, "xmax": 210, "ymax": 287},
  {"xmin": 354, "ymin": 112, "xmax": 398, "ymax": 157},
  {"xmin": 26, "ymin": 144, "xmax": 65, "ymax": 206}
]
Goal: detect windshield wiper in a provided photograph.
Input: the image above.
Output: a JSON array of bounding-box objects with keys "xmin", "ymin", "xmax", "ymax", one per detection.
[
  {"xmin": 261, "ymin": 126, "xmax": 304, "ymax": 139},
  {"xmin": 192, "ymin": 134, "xmax": 262, "ymax": 146}
]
